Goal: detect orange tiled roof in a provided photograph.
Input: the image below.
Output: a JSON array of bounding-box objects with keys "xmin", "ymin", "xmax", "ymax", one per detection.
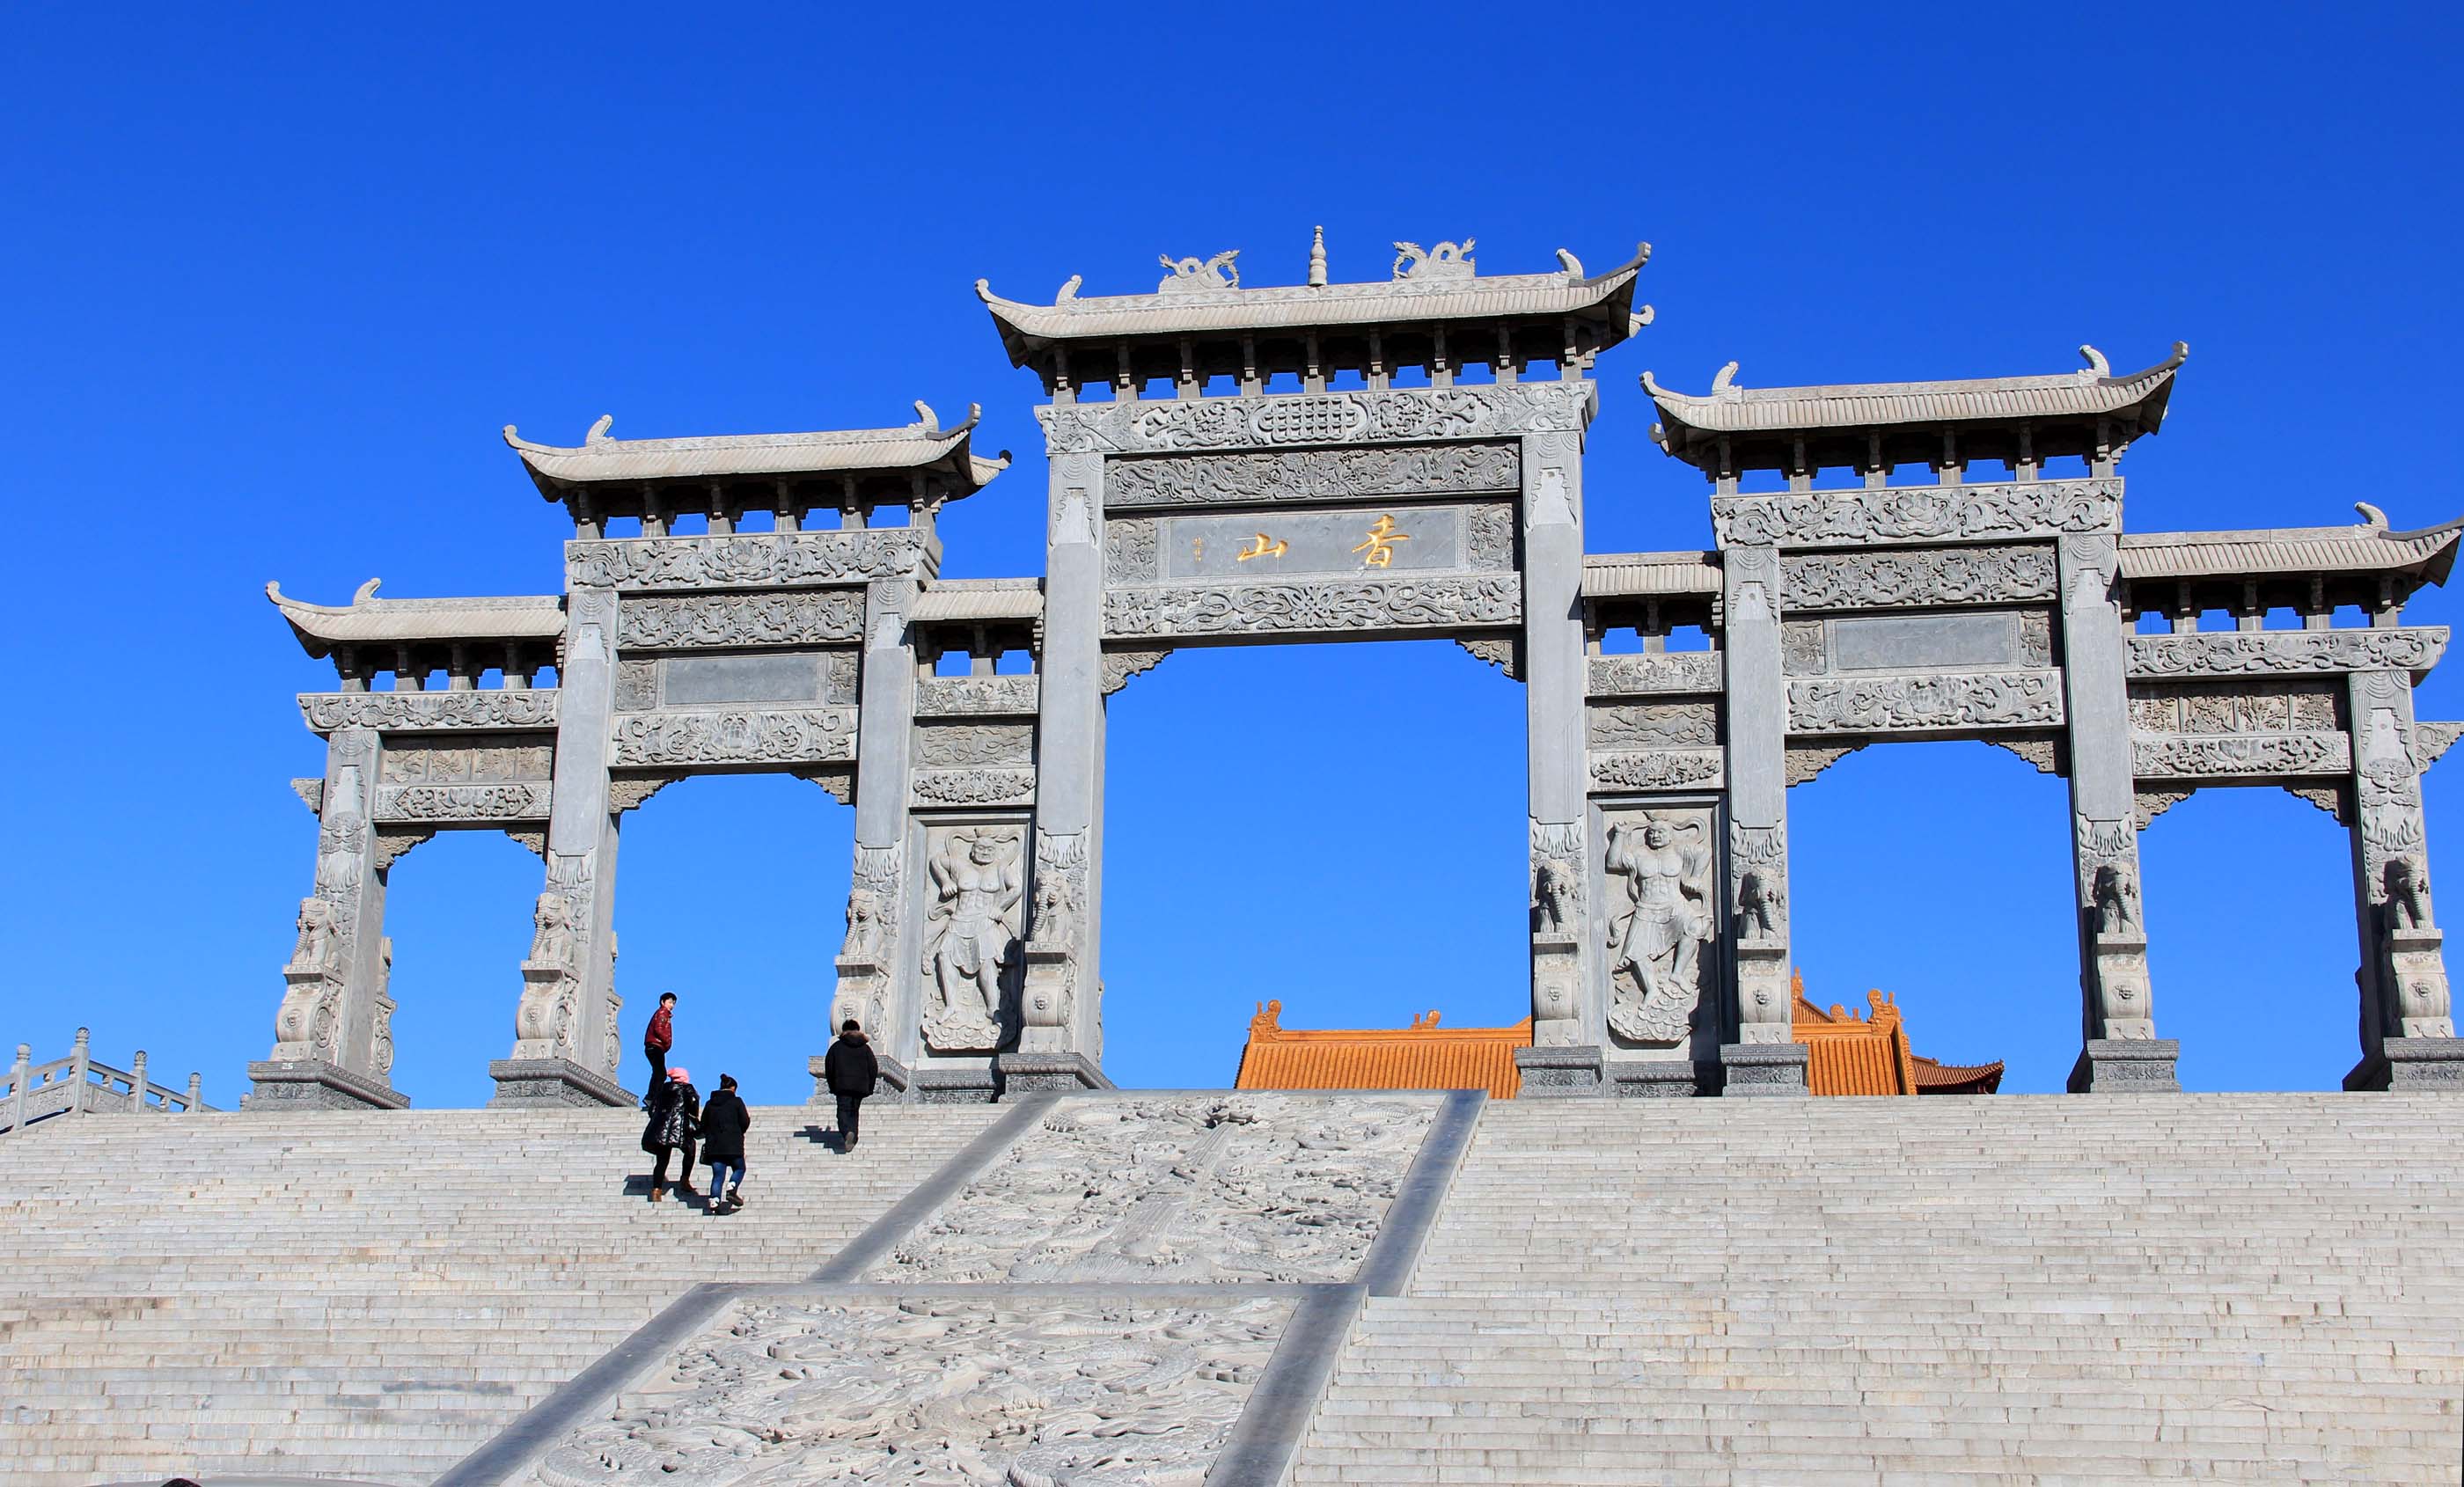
[
  {"xmin": 1235, "ymin": 1000, "xmax": 1530, "ymax": 1099},
  {"xmin": 1793, "ymin": 971, "xmax": 2003, "ymax": 1095}
]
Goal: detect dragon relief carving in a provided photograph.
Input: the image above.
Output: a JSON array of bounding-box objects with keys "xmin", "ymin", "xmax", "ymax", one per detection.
[
  {"xmin": 610, "ymin": 708, "xmax": 854, "ymax": 766},
  {"xmin": 1038, "ymin": 383, "xmax": 1588, "ymax": 456},
  {"xmin": 915, "ymin": 675, "xmax": 1040, "ymax": 716},
  {"xmin": 1788, "ymin": 672, "xmax": 2064, "ymax": 733},
  {"xmin": 1781, "ymin": 546, "xmax": 2057, "ymax": 610},
  {"xmin": 1589, "ymin": 750, "xmax": 1724, "ymax": 792},
  {"xmin": 1103, "ymin": 574, "xmax": 1519, "ymax": 638},
  {"xmin": 1104, "ymin": 444, "xmax": 1519, "ymax": 509},
  {"xmin": 616, "ymin": 590, "xmax": 863, "ymax": 648},
  {"xmin": 1711, "ymin": 478, "xmax": 2123, "ymax": 548},
  {"xmin": 2126, "ymin": 628, "xmax": 2446, "ymax": 678},
  {"xmin": 301, "ymin": 691, "xmax": 561, "ymax": 733},
  {"xmin": 565, "ymin": 530, "xmax": 928, "ymax": 592}
]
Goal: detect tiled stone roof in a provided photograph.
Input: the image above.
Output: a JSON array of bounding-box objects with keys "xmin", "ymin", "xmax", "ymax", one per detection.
[
  {"xmin": 1793, "ymin": 976, "xmax": 2002, "ymax": 1096},
  {"xmin": 503, "ymin": 403, "xmax": 1008, "ymax": 493},
  {"xmin": 1233, "ymin": 1000, "xmax": 1529, "ymax": 1099},
  {"xmin": 1582, "ymin": 551, "xmax": 1722, "ymax": 597},
  {"xmin": 1646, "ymin": 343, "xmax": 2187, "ymax": 439},
  {"xmin": 2119, "ymin": 509, "xmax": 2464, "ymax": 584},
  {"xmin": 267, "ymin": 580, "xmax": 562, "ymax": 658},
  {"xmin": 909, "ymin": 579, "xmax": 1045, "ymax": 626}
]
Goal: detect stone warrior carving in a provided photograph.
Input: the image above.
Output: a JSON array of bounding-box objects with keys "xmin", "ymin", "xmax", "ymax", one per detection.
[
  {"xmin": 921, "ymin": 829, "xmax": 1024, "ymax": 1051},
  {"xmin": 1604, "ymin": 817, "xmax": 1714, "ymax": 1044}
]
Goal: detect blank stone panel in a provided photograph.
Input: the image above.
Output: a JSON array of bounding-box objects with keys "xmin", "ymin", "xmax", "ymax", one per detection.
[
  {"xmin": 1831, "ymin": 612, "xmax": 2020, "ymax": 673},
  {"xmin": 660, "ymin": 654, "xmax": 825, "ymax": 707}
]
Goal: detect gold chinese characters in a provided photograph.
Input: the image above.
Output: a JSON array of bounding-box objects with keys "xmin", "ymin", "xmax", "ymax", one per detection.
[
  {"xmin": 1353, "ymin": 513, "xmax": 1410, "ymax": 569},
  {"xmin": 1236, "ymin": 532, "xmax": 1289, "ymax": 562}
]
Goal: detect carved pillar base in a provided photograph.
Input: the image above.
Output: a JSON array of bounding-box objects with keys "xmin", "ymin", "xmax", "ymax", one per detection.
[
  {"xmin": 1607, "ymin": 1058, "xmax": 1701, "ymax": 1098},
  {"xmin": 2093, "ymin": 934, "xmax": 2156, "ymax": 1040},
  {"xmin": 1529, "ymin": 934, "xmax": 1582, "ymax": 1045},
  {"xmin": 2383, "ymin": 927, "xmax": 2454, "ymax": 1038},
  {"xmin": 1016, "ymin": 945, "xmax": 1074, "ymax": 1056},
  {"xmin": 486, "ymin": 1057, "xmax": 631, "ymax": 1109},
  {"xmin": 1720, "ymin": 1041, "xmax": 1809, "ymax": 1096},
  {"xmin": 2348, "ymin": 1037, "xmax": 2464, "ymax": 1091},
  {"xmin": 1733, "ymin": 941, "xmax": 1794, "ymax": 1044},
  {"xmin": 1514, "ymin": 1044, "xmax": 1604, "ymax": 1097},
  {"xmin": 829, "ymin": 956, "xmax": 888, "ymax": 1043},
  {"xmin": 913, "ymin": 1066, "xmax": 1000, "ymax": 1105},
  {"xmin": 809, "ymin": 1052, "xmax": 911, "ymax": 1105},
  {"xmin": 2066, "ymin": 1037, "xmax": 2181, "ymax": 1093},
  {"xmin": 994, "ymin": 1051, "xmax": 1111, "ymax": 1098},
  {"xmin": 245, "ymin": 1058, "xmax": 409, "ymax": 1113}
]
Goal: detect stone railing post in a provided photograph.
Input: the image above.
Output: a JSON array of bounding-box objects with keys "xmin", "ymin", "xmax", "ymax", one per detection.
[
  {"xmin": 128, "ymin": 1050, "xmax": 148, "ymax": 1113},
  {"xmin": 186, "ymin": 1072, "xmax": 203, "ymax": 1114},
  {"xmin": 69, "ymin": 1028, "xmax": 91, "ymax": 1117},
  {"xmin": 8, "ymin": 1044, "xmax": 26, "ymax": 1134}
]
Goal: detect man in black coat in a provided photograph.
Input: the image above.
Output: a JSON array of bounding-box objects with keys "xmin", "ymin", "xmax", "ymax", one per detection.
[
  {"xmin": 821, "ymin": 1019, "xmax": 878, "ymax": 1152},
  {"xmin": 700, "ymin": 1073, "xmax": 751, "ymax": 1213}
]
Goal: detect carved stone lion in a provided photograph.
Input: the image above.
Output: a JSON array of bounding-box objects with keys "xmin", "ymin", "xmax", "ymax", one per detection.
[
  {"xmin": 2091, "ymin": 863, "xmax": 2141, "ymax": 938},
  {"xmin": 2386, "ymin": 856, "xmax": 2433, "ymax": 931},
  {"xmin": 1737, "ymin": 870, "xmax": 1785, "ymax": 941},
  {"xmin": 1531, "ymin": 859, "xmax": 1576, "ymax": 938}
]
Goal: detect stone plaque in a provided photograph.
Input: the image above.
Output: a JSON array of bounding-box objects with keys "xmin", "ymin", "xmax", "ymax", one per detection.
[
  {"xmin": 660, "ymin": 654, "xmax": 823, "ymax": 707},
  {"xmin": 1831, "ymin": 612, "xmax": 2019, "ymax": 673},
  {"xmin": 1157, "ymin": 507, "xmax": 1464, "ymax": 580}
]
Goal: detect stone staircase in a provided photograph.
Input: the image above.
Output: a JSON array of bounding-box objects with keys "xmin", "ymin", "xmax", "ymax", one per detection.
[
  {"xmin": 0, "ymin": 1102, "xmax": 998, "ymax": 1487},
  {"xmin": 1293, "ymin": 1093, "xmax": 2464, "ymax": 1484}
]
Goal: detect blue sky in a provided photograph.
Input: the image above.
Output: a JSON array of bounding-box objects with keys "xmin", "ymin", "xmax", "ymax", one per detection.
[{"xmin": 4, "ymin": 4, "xmax": 2460, "ymax": 1105}]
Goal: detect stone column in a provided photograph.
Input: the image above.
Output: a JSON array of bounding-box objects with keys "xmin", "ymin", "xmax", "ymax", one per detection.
[
  {"xmin": 1514, "ymin": 426, "xmax": 1607, "ymax": 1097},
  {"xmin": 248, "ymin": 727, "xmax": 409, "ymax": 1110},
  {"xmin": 816, "ymin": 577, "xmax": 920, "ymax": 1101},
  {"xmin": 1716, "ymin": 541, "xmax": 1806, "ymax": 1094},
  {"xmin": 1000, "ymin": 444, "xmax": 1110, "ymax": 1096},
  {"xmin": 2344, "ymin": 667, "xmax": 2463, "ymax": 1088},
  {"xmin": 2060, "ymin": 532, "xmax": 2176, "ymax": 1091},
  {"xmin": 491, "ymin": 587, "xmax": 629, "ymax": 1107}
]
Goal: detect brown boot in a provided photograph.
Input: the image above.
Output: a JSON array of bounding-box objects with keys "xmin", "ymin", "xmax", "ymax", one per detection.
[{"xmin": 650, "ymin": 1186, "xmax": 665, "ymax": 1204}]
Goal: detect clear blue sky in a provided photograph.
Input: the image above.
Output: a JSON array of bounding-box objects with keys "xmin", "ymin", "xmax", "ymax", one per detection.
[{"xmin": 5, "ymin": 4, "xmax": 2460, "ymax": 1106}]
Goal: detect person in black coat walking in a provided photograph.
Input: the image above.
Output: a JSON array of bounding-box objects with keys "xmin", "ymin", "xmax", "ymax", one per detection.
[
  {"xmin": 822, "ymin": 1019, "xmax": 878, "ymax": 1152},
  {"xmin": 641, "ymin": 1066, "xmax": 700, "ymax": 1203},
  {"xmin": 700, "ymin": 1073, "xmax": 751, "ymax": 1213}
]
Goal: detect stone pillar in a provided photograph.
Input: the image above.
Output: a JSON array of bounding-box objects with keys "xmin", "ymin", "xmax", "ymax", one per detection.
[
  {"xmin": 1515, "ymin": 425, "xmax": 1608, "ymax": 1098},
  {"xmin": 9, "ymin": 1044, "xmax": 28, "ymax": 1133},
  {"xmin": 491, "ymin": 588, "xmax": 629, "ymax": 1107},
  {"xmin": 815, "ymin": 578, "xmax": 920, "ymax": 1102},
  {"xmin": 2060, "ymin": 532, "xmax": 2176, "ymax": 1092},
  {"xmin": 999, "ymin": 444, "xmax": 1109, "ymax": 1097},
  {"xmin": 1717, "ymin": 542, "xmax": 1807, "ymax": 1095},
  {"xmin": 2344, "ymin": 667, "xmax": 2463, "ymax": 1088},
  {"xmin": 248, "ymin": 727, "xmax": 410, "ymax": 1110}
]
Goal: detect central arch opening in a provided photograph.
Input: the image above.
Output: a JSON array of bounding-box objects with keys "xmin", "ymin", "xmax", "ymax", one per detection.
[{"xmin": 1102, "ymin": 640, "xmax": 1528, "ymax": 1087}]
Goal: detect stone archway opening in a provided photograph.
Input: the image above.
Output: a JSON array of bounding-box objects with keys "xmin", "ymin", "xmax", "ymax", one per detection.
[
  {"xmin": 370, "ymin": 830, "xmax": 544, "ymax": 1108},
  {"xmin": 607, "ymin": 772, "xmax": 854, "ymax": 1106},
  {"xmin": 1101, "ymin": 640, "xmax": 1529, "ymax": 1088},
  {"xmin": 2138, "ymin": 785, "xmax": 2358, "ymax": 1091},
  {"xmin": 1787, "ymin": 740, "xmax": 2075, "ymax": 1092}
]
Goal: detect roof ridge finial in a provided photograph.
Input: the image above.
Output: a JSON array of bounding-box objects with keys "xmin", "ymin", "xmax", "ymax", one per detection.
[
  {"xmin": 584, "ymin": 414, "xmax": 613, "ymax": 444},
  {"xmin": 1712, "ymin": 360, "xmax": 1740, "ymax": 394},
  {"xmin": 2356, "ymin": 501, "xmax": 2391, "ymax": 531},
  {"xmin": 1308, "ymin": 225, "xmax": 1327, "ymax": 289},
  {"xmin": 2078, "ymin": 344, "xmax": 2112, "ymax": 377}
]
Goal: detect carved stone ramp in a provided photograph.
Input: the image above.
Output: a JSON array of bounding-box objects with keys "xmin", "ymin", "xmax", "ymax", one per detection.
[{"xmin": 436, "ymin": 1089, "xmax": 1485, "ymax": 1487}]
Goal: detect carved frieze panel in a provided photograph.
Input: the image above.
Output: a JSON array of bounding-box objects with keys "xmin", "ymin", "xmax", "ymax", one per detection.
[
  {"xmin": 299, "ymin": 691, "xmax": 560, "ymax": 734},
  {"xmin": 565, "ymin": 529, "xmax": 928, "ymax": 591},
  {"xmin": 1782, "ymin": 545, "xmax": 2057, "ymax": 611},
  {"xmin": 1711, "ymin": 478, "xmax": 2123, "ymax": 550},
  {"xmin": 915, "ymin": 675, "xmax": 1040, "ymax": 717},
  {"xmin": 1589, "ymin": 748, "xmax": 1724, "ymax": 793},
  {"xmin": 1104, "ymin": 442, "xmax": 1520, "ymax": 509},
  {"xmin": 1104, "ymin": 518, "xmax": 1159, "ymax": 582},
  {"xmin": 612, "ymin": 659, "xmax": 657, "ymax": 712},
  {"xmin": 1588, "ymin": 650, "xmax": 1724, "ymax": 698},
  {"xmin": 1588, "ymin": 701, "xmax": 1720, "ymax": 749},
  {"xmin": 1600, "ymin": 809, "xmax": 1717, "ymax": 1046},
  {"xmin": 2126, "ymin": 682, "xmax": 2341, "ymax": 735},
  {"xmin": 917, "ymin": 823, "xmax": 1026, "ymax": 1053},
  {"xmin": 915, "ymin": 722, "xmax": 1035, "ymax": 768},
  {"xmin": 2131, "ymin": 731, "xmax": 2350, "ymax": 779},
  {"xmin": 1040, "ymin": 381, "xmax": 1589, "ymax": 454},
  {"xmin": 1782, "ymin": 620, "xmax": 1826, "ymax": 675},
  {"xmin": 528, "ymin": 1294, "xmax": 1292, "ymax": 1487},
  {"xmin": 616, "ymin": 590, "xmax": 862, "ymax": 648},
  {"xmin": 1103, "ymin": 574, "xmax": 1520, "ymax": 640},
  {"xmin": 374, "ymin": 782, "xmax": 551, "ymax": 822},
  {"xmin": 1788, "ymin": 670, "xmax": 2065, "ymax": 734},
  {"xmin": 912, "ymin": 769, "xmax": 1038, "ymax": 807},
  {"xmin": 609, "ymin": 707, "xmax": 856, "ymax": 767},
  {"xmin": 2126, "ymin": 627, "xmax": 2448, "ymax": 678},
  {"xmin": 378, "ymin": 738, "xmax": 554, "ymax": 785}
]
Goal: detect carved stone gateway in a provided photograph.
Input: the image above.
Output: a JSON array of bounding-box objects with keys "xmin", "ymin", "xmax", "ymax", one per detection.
[{"xmin": 256, "ymin": 237, "xmax": 2464, "ymax": 1106}]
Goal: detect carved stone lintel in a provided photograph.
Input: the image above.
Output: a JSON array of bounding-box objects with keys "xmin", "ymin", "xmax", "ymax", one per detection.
[
  {"xmin": 1456, "ymin": 635, "xmax": 1521, "ymax": 679},
  {"xmin": 1038, "ymin": 382, "xmax": 1590, "ymax": 456},
  {"xmin": 606, "ymin": 772, "xmax": 688, "ymax": 814},
  {"xmin": 1588, "ymin": 650, "xmax": 1723, "ymax": 698},
  {"xmin": 377, "ymin": 782, "xmax": 552, "ymax": 822},
  {"xmin": 371, "ymin": 828, "xmax": 434, "ymax": 872},
  {"xmin": 912, "ymin": 769, "xmax": 1038, "ymax": 807},
  {"xmin": 1789, "ymin": 670, "xmax": 2064, "ymax": 734},
  {"xmin": 1104, "ymin": 443, "xmax": 1520, "ymax": 509},
  {"xmin": 2131, "ymin": 731, "xmax": 2350, "ymax": 780},
  {"xmin": 2126, "ymin": 627, "xmax": 2447, "ymax": 679},
  {"xmin": 1103, "ymin": 574, "xmax": 1520, "ymax": 640},
  {"xmin": 300, "ymin": 691, "xmax": 560, "ymax": 735},
  {"xmin": 1782, "ymin": 545, "xmax": 2057, "ymax": 611},
  {"xmin": 618, "ymin": 590, "xmax": 863, "ymax": 648},
  {"xmin": 566, "ymin": 529, "xmax": 930, "ymax": 592},
  {"xmin": 916, "ymin": 675, "xmax": 1041, "ymax": 717},
  {"xmin": 1591, "ymin": 749, "xmax": 1724, "ymax": 793},
  {"xmin": 610, "ymin": 708, "xmax": 856, "ymax": 767},
  {"xmin": 1099, "ymin": 648, "xmax": 1172, "ymax": 696}
]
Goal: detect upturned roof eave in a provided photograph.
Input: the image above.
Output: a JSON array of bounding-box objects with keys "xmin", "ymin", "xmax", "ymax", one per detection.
[
  {"xmin": 2117, "ymin": 514, "xmax": 2464, "ymax": 584},
  {"xmin": 502, "ymin": 404, "xmax": 1001, "ymax": 499},
  {"xmin": 265, "ymin": 581, "xmax": 565, "ymax": 659}
]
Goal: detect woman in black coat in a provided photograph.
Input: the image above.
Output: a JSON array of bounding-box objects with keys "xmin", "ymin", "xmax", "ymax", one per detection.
[
  {"xmin": 700, "ymin": 1073, "xmax": 751, "ymax": 1213},
  {"xmin": 640, "ymin": 1067, "xmax": 700, "ymax": 1203}
]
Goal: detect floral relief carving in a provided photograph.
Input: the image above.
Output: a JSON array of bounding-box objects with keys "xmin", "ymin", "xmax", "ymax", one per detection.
[
  {"xmin": 565, "ymin": 530, "xmax": 929, "ymax": 591},
  {"xmin": 2136, "ymin": 787, "xmax": 2197, "ymax": 829},
  {"xmin": 1781, "ymin": 620, "xmax": 1827, "ymax": 675},
  {"xmin": 1104, "ymin": 518, "xmax": 1159, "ymax": 582},
  {"xmin": 378, "ymin": 741, "xmax": 554, "ymax": 784},
  {"xmin": 2126, "ymin": 628, "xmax": 2446, "ymax": 678},
  {"xmin": 911, "ymin": 769, "xmax": 1038, "ymax": 806},
  {"xmin": 1464, "ymin": 502, "xmax": 1517, "ymax": 569},
  {"xmin": 1100, "ymin": 648, "xmax": 1172, "ymax": 695},
  {"xmin": 915, "ymin": 723, "xmax": 1035, "ymax": 768},
  {"xmin": 612, "ymin": 659, "xmax": 657, "ymax": 712},
  {"xmin": 616, "ymin": 590, "xmax": 863, "ymax": 648},
  {"xmin": 605, "ymin": 773, "xmax": 687, "ymax": 814},
  {"xmin": 376, "ymin": 783, "xmax": 551, "ymax": 821},
  {"xmin": 370, "ymin": 827, "xmax": 434, "ymax": 871},
  {"xmin": 1788, "ymin": 670, "xmax": 2064, "ymax": 733},
  {"xmin": 1712, "ymin": 478, "xmax": 2123, "ymax": 548},
  {"xmin": 1040, "ymin": 383, "xmax": 1588, "ymax": 455},
  {"xmin": 1103, "ymin": 574, "xmax": 1519, "ymax": 639},
  {"xmin": 915, "ymin": 675, "xmax": 1040, "ymax": 717},
  {"xmin": 609, "ymin": 708, "xmax": 856, "ymax": 766},
  {"xmin": 1104, "ymin": 442, "xmax": 1520, "ymax": 507},
  {"xmin": 2131, "ymin": 732, "xmax": 2350, "ymax": 778},
  {"xmin": 1456, "ymin": 635, "xmax": 1520, "ymax": 678},
  {"xmin": 1589, "ymin": 749, "xmax": 1724, "ymax": 792},
  {"xmin": 1785, "ymin": 744, "xmax": 1864, "ymax": 786},
  {"xmin": 300, "ymin": 691, "xmax": 561, "ymax": 733},
  {"xmin": 1588, "ymin": 651, "xmax": 1723, "ymax": 697},
  {"xmin": 1781, "ymin": 545, "xmax": 2058, "ymax": 610}
]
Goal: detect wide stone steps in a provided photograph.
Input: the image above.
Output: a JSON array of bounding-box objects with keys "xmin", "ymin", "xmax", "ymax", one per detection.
[
  {"xmin": 0, "ymin": 1102, "xmax": 997, "ymax": 1487},
  {"xmin": 1292, "ymin": 1093, "xmax": 2464, "ymax": 1485}
]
